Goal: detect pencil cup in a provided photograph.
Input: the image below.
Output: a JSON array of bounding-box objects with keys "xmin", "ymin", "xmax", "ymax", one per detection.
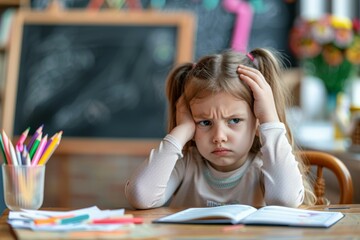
[{"xmin": 2, "ymin": 164, "xmax": 45, "ymax": 211}]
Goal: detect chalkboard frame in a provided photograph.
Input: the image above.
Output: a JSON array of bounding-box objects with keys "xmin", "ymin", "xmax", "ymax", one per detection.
[{"xmin": 2, "ymin": 9, "xmax": 195, "ymax": 156}]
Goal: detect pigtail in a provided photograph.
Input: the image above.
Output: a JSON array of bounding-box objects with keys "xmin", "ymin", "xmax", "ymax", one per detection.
[
  {"xmin": 249, "ymin": 48, "xmax": 291, "ymax": 142},
  {"xmin": 165, "ymin": 63, "xmax": 194, "ymax": 132},
  {"xmin": 250, "ymin": 48, "xmax": 317, "ymax": 205}
]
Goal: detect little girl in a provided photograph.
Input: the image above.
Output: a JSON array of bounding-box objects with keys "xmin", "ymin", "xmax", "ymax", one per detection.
[{"xmin": 125, "ymin": 48, "xmax": 316, "ymax": 209}]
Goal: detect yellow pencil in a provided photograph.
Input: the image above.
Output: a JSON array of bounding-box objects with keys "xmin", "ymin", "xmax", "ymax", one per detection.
[{"xmin": 37, "ymin": 131, "xmax": 62, "ymax": 165}]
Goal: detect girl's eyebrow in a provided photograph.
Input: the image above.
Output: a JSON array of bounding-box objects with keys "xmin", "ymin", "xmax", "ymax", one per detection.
[
  {"xmin": 192, "ymin": 113, "xmax": 246, "ymax": 119},
  {"xmin": 224, "ymin": 114, "xmax": 247, "ymax": 119}
]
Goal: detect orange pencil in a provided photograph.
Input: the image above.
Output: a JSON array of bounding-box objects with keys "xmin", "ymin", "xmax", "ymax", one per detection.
[{"xmin": 37, "ymin": 131, "xmax": 62, "ymax": 165}]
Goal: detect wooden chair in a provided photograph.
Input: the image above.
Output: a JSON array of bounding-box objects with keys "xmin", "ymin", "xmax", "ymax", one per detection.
[{"xmin": 299, "ymin": 150, "xmax": 354, "ymax": 205}]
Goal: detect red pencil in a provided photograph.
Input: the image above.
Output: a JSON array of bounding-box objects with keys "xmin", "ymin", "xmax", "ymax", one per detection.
[{"xmin": 90, "ymin": 217, "xmax": 143, "ymax": 224}]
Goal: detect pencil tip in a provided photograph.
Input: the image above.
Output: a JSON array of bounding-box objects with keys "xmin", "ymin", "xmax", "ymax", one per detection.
[{"xmin": 38, "ymin": 124, "xmax": 44, "ymax": 132}]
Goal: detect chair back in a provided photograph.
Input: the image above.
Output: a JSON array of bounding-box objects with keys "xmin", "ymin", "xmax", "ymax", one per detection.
[{"xmin": 299, "ymin": 151, "xmax": 353, "ymax": 204}]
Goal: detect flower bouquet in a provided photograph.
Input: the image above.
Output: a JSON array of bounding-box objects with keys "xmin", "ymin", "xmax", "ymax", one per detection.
[{"xmin": 289, "ymin": 15, "xmax": 360, "ymax": 96}]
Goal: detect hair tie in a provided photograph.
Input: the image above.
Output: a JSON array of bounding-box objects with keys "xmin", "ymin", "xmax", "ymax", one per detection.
[
  {"xmin": 246, "ymin": 53, "xmax": 254, "ymax": 61},
  {"xmin": 246, "ymin": 52, "xmax": 259, "ymax": 69}
]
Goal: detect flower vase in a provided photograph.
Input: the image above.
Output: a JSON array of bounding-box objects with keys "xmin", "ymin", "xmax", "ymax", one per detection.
[
  {"xmin": 328, "ymin": 92, "xmax": 349, "ymax": 140},
  {"xmin": 325, "ymin": 92, "xmax": 338, "ymax": 119}
]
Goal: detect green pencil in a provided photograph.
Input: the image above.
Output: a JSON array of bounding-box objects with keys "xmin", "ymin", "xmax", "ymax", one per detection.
[{"xmin": 29, "ymin": 133, "xmax": 42, "ymax": 160}]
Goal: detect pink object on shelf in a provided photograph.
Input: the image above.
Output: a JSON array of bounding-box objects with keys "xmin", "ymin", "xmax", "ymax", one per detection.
[{"xmin": 223, "ymin": 0, "xmax": 254, "ymax": 53}]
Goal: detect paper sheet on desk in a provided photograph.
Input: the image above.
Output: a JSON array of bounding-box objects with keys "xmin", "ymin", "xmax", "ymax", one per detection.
[
  {"xmin": 9, "ymin": 206, "xmax": 159, "ymax": 240},
  {"xmin": 12, "ymin": 225, "xmax": 159, "ymax": 240},
  {"xmin": 8, "ymin": 206, "xmax": 126, "ymax": 232}
]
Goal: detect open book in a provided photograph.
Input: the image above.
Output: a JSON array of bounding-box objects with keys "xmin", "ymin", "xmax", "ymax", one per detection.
[{"xmin": 153, "ymin": 205, "xmax": 344, "ymax": 228}]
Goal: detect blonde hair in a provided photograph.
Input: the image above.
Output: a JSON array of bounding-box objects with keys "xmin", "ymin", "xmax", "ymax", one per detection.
[{"xmin": 166, "ymin": 48, "xmax": 316, "ymax": 205}]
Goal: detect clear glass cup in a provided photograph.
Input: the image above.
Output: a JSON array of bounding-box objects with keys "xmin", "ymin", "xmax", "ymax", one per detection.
[{"xmin": 2, "ymin": 164, "xmax": 45, "ymax": 211}]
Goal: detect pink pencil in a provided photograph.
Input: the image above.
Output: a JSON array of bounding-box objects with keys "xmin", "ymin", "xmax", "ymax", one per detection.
[
  {"xmin": 31, "ymin": 135, "xmax": 48, "ymax": 166},
  {"xmin": 16, "ymin": 127, "xmax": 30, "ymax": 152}
]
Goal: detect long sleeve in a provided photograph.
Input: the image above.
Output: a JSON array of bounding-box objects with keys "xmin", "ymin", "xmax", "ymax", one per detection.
[
  {"xmin": 125, "ymin": 135, "xmax": 185, "ymax": 209},
  {"xmin": 259, "ymin": 122, "xmax": 304, "ymax": 207}
]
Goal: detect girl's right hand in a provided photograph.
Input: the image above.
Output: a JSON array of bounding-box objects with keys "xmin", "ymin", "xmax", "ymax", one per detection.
[
  {"xmin": 170, "ymin": 96, "xmax": 195, "ymax": 147},
  {"xmin": 237, "ymin": 64, "xmax": 279, "ymax": 124}
]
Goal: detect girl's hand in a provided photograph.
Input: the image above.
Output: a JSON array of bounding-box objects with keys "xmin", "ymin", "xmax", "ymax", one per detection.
[
  {"xmin": 237, "ymin": 65, "xmax": 279, "ymax": 124},
  {"xmin": 170, "ymin": 96, "xmax": 195, "ymax": 147}
]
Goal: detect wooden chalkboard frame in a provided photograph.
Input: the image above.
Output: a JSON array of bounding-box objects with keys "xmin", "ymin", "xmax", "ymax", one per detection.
[{"xmin": 2, "ymin": 9, "xmax": 195, "ymax": 156}]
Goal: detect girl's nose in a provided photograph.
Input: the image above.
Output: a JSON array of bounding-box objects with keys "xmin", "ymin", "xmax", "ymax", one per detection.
[{"xmin": 212, "ymin": 124, "xmax": 227, "ymax": 144}]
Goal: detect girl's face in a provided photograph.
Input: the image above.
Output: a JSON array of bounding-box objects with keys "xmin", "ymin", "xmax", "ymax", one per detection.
[{"xmin": 190, "ymin": 92, "xmax": 258, "ymax": 172}]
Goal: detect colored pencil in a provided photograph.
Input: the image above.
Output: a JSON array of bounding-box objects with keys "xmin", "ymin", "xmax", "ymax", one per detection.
[
  {"xmin": 31, "ymin": 135, "xmax": 48, "ymax": 166},
  {"xmin": 16, "ymin": 127, "xmax": 30, "ymax": 152},
  {"xmin": 15, "ymin": 145, "xmax": 24, "ymax": 165},
  {"xmin": 8, "ymin": 138, "xmax": 19, "ymax": 166},
  {"xmin": 34, "ymin": 214, "xmax": 75, "ymax": 225},
  {"xmin": 35, "ymin": 214, "xmax": 90, "ymax": 225},
  {"xmin": 0, "ymin": 134, "xmax": 8, "ymax": 164},
  {"xmin": 43, "ymin": 132, "xmax": 55, "ymax": 153},
  {"xmin": 27, "ymin": 124, "xmax": 43, "ymax": 150},
  {"xmin": 90, "ymin": 217, "xmax": 143, "ymax": 224},
  {"xmin": 37, "ymin": 131, "xmax": 62, "ymax": 165},
  {"xmin": 29, "ymin": 133, "xmax": 42, "ymax": 159},
  {"xmin": 22, "ymin": 145, "xmax": 31, "ymax": 166},
  {"xmin": 2, "ymin": 130, "xmax": 12, "ymax": 165}
]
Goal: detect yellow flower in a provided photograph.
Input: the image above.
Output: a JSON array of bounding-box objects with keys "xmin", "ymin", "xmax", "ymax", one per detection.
[{"xmin": 331, "ymin": 16, "xmax": 352, "ymax": 29}]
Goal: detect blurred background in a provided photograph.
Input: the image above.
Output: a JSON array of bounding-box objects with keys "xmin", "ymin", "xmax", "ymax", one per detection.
[{"xmin": 0, "ymin": 0, "xmax": 359, "ymax": 212}]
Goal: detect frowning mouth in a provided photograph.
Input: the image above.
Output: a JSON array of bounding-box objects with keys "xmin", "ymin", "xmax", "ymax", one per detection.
[{"xmin": 212, "ymin": 148, "xmax": 231, "ymax": 155}]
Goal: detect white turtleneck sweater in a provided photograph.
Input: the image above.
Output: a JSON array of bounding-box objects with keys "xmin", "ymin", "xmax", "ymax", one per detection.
[{"xmin": 125, "ymin": 122, "xmax": 304, "ymax": 209}]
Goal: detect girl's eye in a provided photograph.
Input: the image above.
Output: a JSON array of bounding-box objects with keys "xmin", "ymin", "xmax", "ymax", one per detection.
[
  {"xmin": 198, "ymin": 120, "xmax": 212, "ymax": 126},
  {"xmin": 228, "ymin": 118, "xmax": 241, "ymax": 124}
]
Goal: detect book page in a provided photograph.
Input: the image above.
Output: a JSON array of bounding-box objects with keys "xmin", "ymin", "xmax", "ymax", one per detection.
[
  {"xmin": 155, "ymin": 205, "xmax": 257, "ymax": 223},
  {"xmin": 242, "ymin": 206, "xmax": 344, "ymax": 227}
]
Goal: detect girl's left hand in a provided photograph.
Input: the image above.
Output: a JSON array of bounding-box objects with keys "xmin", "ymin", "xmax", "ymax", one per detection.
[{"xmin": 237, "ymin": 65, "xmax": 279, "ymax": 124}]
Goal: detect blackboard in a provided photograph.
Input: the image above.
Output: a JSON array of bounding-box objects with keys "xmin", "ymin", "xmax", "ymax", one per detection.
[{"xmin": 2, "ymin": 10, "xmax": 195, "ymax": 155}]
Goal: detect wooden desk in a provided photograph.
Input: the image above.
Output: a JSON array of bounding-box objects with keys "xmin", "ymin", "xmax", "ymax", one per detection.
[{"xmin": 1, "ymin": 205, "xmax": 360, "ymax": 239}]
